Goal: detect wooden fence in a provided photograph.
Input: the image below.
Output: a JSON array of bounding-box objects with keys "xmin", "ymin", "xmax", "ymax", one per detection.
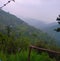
[{"xmin": 27, "ymin": 45, "xmax": 60, "ymax": 61}]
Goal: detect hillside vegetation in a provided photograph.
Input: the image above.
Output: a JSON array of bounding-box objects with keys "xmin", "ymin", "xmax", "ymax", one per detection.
[
  {"xmin": 0, "ymin": 9, "xmax": 60, "ymax": 61},
  {"xmin": 23, "ymin": 18, "xmax": 60, "ymax": 46}
]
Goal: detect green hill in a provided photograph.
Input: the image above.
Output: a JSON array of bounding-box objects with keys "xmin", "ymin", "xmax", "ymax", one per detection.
[{"xmin": 0, "ymin": 9, "xmax": 58, "ymax": 51}]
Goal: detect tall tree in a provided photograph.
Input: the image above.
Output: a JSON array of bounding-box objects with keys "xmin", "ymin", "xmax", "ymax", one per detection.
[
  {"xmin": 55, "ymin": 15, "xmax": 60, "ymax": 32},
  {"xmin": 6, "ymin": 25, "xmax": 12, "ymax": 37}
]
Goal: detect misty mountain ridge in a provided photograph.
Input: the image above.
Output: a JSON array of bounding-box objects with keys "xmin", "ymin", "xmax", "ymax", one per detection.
[
  {"xmin": 22, "ymin": 17, "xmax": 59, "ymax": 30},
  {"xmin": 44, "ymin": 22, "xmax": 60, "ymax": 44},
  {"xmin": 22, "ymin": 18, "xmax": 47, "ymax": 29},
  {"xmin": 21, "ymin": 17, "xmax": 60, "ymax": 45},
  {"xmin": 0, "ymin": 9, "xmax": 56, "ymax": 45},
  {"xmin": 0, "ymin": 9, "xmax": 27, "ymax": 27}
]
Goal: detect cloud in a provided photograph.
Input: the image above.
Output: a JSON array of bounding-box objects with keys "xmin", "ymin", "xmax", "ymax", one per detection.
[{"xmin": 16, "ymin": 0, "xmax": 41, "ymax": 6}]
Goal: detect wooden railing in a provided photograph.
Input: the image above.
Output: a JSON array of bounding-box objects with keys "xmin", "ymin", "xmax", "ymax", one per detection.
[{"xmin": 27, "ymin": 45, "xmax": 60, "ymax": 61}]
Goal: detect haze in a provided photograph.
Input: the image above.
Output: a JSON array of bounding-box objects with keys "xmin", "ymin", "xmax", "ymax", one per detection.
[{"xmin": 0, "ymin": 0, "xmax": 60, "ymax": 23}]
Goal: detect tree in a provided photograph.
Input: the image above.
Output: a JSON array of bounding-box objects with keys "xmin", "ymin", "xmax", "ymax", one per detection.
[
  {"xmin": 55, "ymin": 15, "xmax": 60, "ymax": 32},
  {"xmin": 6, "ymin": 25, "xmax": 12, "ymax": 37}
]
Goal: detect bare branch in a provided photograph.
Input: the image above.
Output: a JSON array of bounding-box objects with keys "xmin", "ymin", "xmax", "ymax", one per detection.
[{"xmin": 0, "ymin": 0, "xmax": 15, "ymax": 9}]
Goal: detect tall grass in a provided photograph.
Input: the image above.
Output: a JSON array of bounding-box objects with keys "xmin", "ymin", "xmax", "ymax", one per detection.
[
  {"xmin": 0, "ymin": 51, "xmax": 7, "ymax": 61},
  {"xmin": 0, "ymin": 51, "xmax": 56, "ymax": 61}
]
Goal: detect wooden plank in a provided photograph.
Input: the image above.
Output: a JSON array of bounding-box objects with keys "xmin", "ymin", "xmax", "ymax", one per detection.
[
  {"xmin": 27, "ymin": 45, "xmax": 60, "ymax": 61},
  {"xmin": 30, "ymin": 45, "xmax": 60, "ymax": 54}
]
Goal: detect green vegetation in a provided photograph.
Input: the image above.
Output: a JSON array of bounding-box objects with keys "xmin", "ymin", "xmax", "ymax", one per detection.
[
  {"xmin": 0, "ymin": 9, "xmax": 60, "ymax": 61},
  {"xmin": 0, "ymin": 51, "xmax": 56, "ymax": 61},
  {"xmin": 56, "ymin": 15, "xmax": 60, "ymax": 32}
]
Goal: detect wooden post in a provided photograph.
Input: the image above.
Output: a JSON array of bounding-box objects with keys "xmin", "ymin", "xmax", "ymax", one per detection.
[{"xmin": 27, "ymin": 46, "xmax": 32, "ymax": 61}]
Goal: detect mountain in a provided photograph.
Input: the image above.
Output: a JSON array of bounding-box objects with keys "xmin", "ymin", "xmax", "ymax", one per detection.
[
  {"xmin": 22, "ymin": 18, "xmax": 47, "ymax": 29},
  {"xmin": 44, "ymin": 22, "xmax": 60, "ymax": 45},
  {"xmin": 0, "ymin": 9, "xmax": 56, "ymax": 45},
  {"xmin": 22, "ymin": 17, "xmax": 60, "ymax": 45},
  {"xmin": 0, "ymin": 9, "xmax": 25, "ymax": 26}
]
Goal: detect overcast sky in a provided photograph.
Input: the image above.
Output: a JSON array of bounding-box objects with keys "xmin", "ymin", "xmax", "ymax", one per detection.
[{"xmin": 0, "ymin": 0, "xmax": 60, "ymax": 23}]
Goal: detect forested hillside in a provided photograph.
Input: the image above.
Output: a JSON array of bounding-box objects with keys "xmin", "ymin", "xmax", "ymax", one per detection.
[
  {"xmin": 23, "ymin": 17, "xmax": 60, "ymax": 46},
  {"xmin": 0, "ymin": 9, "xmax": 60, "ymax": 61},
  {"xmin": 0, "ymin": 9, "xmax": 55, "ymax": 44}
]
